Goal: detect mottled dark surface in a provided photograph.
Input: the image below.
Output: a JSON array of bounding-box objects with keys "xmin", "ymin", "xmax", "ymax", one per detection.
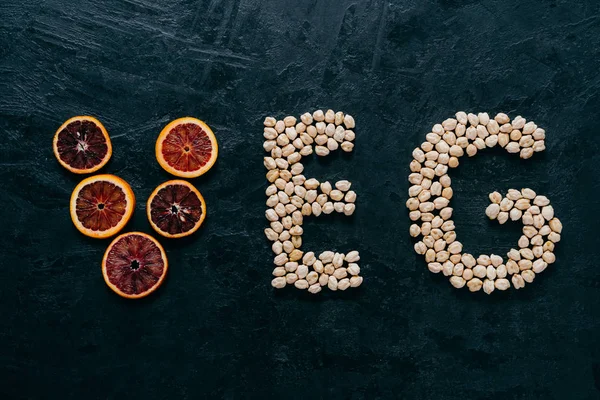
[{"xmin": 1, "ymin": 0, "xmax": 599, "ymax": 399}]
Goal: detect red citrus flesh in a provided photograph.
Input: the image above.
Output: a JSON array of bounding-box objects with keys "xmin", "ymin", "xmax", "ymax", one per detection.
[
  {"xmin": 55, "ymin": 118, "xmax": 110, "ymax": 172},
  {"xmin": 76, "ymin": 180, "xmax": 127, "ymax": 231},
  {"xmin": 161, "ymin": 124, "xmax": 214, "ymax": 171},
  {"xmin": 102, "ymin": 232, "xmax": 167, "ymax": 298},
  {"xmin": 147, "ymin": 180, "xmax": 206, "ymax": 238}
]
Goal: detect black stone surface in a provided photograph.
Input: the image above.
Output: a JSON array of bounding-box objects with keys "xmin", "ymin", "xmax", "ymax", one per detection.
[{"xmin": 1, "ymin": 0, "xmax": 599, "ymax": 398}]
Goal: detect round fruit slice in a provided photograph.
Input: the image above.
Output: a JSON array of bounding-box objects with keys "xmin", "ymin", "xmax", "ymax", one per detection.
[
  {"xmin": 147, "ymin": 180, "xmax": 207, "ymax": 238},
  {"xmin": 155, "ymin": 117, "xmax": 218, "ymax": 178},
  {"xmin": 102, "ymin": 232, "xmax": 168, "ymax": 299},
  {"xmin": 53, "ymin": 116, "xmax": 112, "ymax": 174},
  {"xmin": 70, "ymin": 174, "xmax": 135, "ymax": 239}
]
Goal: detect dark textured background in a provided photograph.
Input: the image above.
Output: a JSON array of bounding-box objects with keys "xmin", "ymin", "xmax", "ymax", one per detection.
[{"xmin": 1, "ymin": 0, "xmax": 599, "ymax": 398}]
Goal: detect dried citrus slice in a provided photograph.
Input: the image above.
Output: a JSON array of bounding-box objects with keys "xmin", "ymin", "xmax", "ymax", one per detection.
[
  {"xmin": 102, "ymin": 232, "xmax": 168, "ymax": 299},
  {"xmin": 53, "ymin": 116, "xmax": 112, "ymax": 174},
  {"xmin": 70, "ymin": 174, "xmax": 135, "ymax": 239},
  {"xmin": 147, "ymin": 180, "xmax": 207, "ymax": 238},
  {"xmin": 155, "ymin": 117, "xmax": 218, "ymax": 178}
]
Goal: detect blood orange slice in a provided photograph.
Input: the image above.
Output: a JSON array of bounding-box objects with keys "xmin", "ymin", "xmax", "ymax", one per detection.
[
  {"xmin": 102, "ymin": 232, "xmax": 168, "ymax": 299},
  {"xmin": 53, "ymin": 116, "xmax": 112, "ymax": 174},
  {"xmin": 70, "ymin": 174, "xmax": 135, "ymax": 239},
  {"xmin": 147, "ymin": 180, "xmax": 207, "ymax": 238},
  {"xmin": 155, "ymin": 117, "xmax": 218, "ymax": 178}
]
